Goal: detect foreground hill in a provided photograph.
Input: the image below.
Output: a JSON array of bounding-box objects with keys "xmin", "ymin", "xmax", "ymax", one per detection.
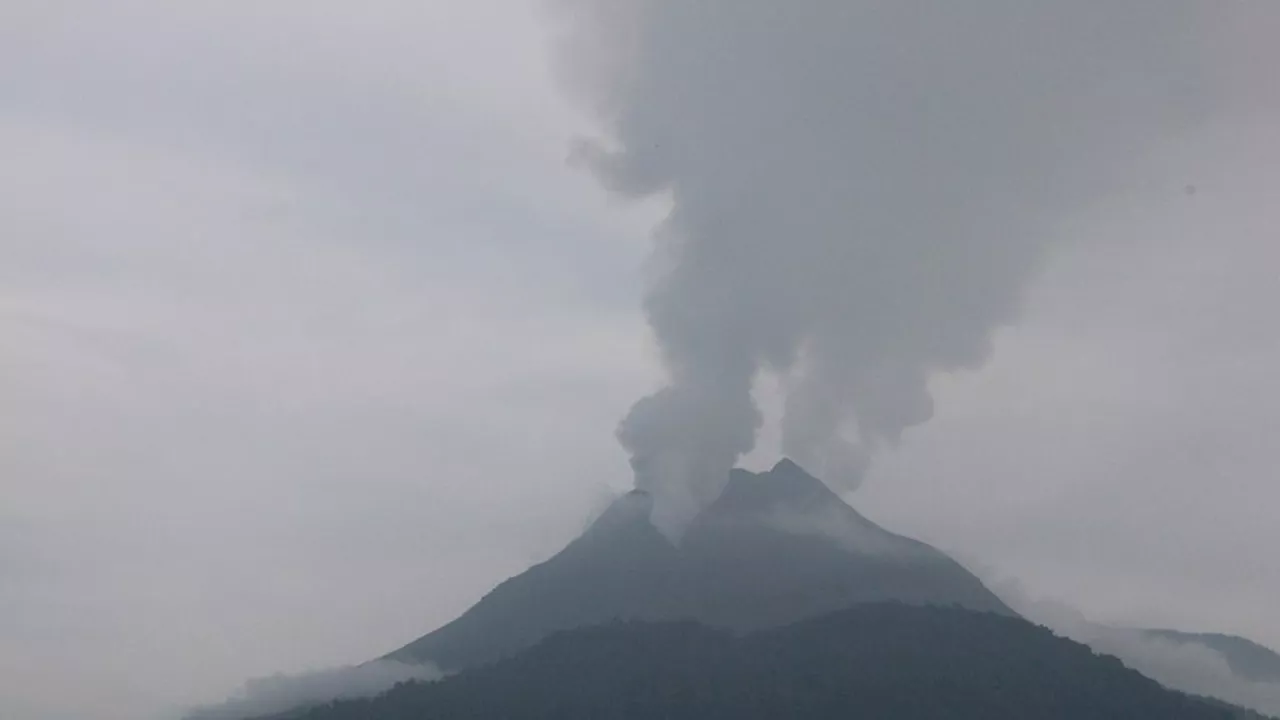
[
  {"xmin": 295, "ymin": 603, "xmax": 1257, "ymax": 720},
  {"xmin": 387, "ymin": 459, "xmax": 1011, "ymax": 670}
]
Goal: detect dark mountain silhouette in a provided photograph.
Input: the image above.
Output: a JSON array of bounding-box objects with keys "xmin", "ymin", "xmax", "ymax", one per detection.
[
  {"xmin": 386, "ymin": 459, "xmax": 1012, "ymax": 670},
  {"xmin": 201, "ymin": 459, "xmax": 1277, "ymax": 720},
  {"xmin": 384, "ymin": 488, "xmax": 683, "ymax": 671},
  {"xmin": 293, "ymin": 603, "xmax": 1261, "ymax": 720}
]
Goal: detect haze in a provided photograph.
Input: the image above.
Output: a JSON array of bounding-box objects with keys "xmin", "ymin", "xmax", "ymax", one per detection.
[{"xmin": 2, "ymin": 2, "xmax": 1278, "ymax": 719}]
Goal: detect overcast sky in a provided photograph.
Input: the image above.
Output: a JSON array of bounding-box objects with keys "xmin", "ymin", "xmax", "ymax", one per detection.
[{"xmin": 2, "ymin": 3, "xmax": 1278, "ymax": 719}]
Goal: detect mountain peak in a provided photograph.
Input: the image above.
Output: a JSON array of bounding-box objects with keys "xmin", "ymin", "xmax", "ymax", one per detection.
[
  {"xmin": 713, "ymin": 459, "xmax": 837, "ymax": 515},
  {"xmin": 696, "ymin": 461, "xmax": 910, "ymax": 557},
  {"xmin": 387, "ymin": 459, "xmax": 1015, "ymax": 670},
  {"xmin": 578, "ymin": 487, "xmax": 662, "ymax": 543},
  {"xmin": 770, "ymin": 457, "xmax": 807, "ymax": 475}
]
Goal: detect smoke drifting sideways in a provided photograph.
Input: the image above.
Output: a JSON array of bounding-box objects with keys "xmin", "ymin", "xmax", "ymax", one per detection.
[
  {"xmin": 181, "ymin": 661, "xmax": 439, "ymax": 720},
  {"xmin": 553, "ymin": 1, "xmax": 1242, "ymax": 536},
  {"xmin": 994, "ymin": 582, "xmax": 1280, "ymax": 717}
]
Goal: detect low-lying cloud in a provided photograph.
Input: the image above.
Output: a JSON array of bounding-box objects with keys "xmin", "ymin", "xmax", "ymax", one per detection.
[
  {"xmin": 183, "ymin": 660, "xmax": 440, "ymax": 720},
  {"xmin": 992, "ymin": 579, "xmax": 1280, "ymax": 716}
]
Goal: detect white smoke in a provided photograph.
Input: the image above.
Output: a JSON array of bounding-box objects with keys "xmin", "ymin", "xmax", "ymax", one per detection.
[
  {"xmin": 182, "ymin": 660, "xmax": 439, "ymax": 720},
  {"xmin": 992, "ymin": 579, "xmax": 1280, "ymax": 717},
  {"xmin": 554, "ymin": 1, "xmax": 1264, "ymax": 536}
]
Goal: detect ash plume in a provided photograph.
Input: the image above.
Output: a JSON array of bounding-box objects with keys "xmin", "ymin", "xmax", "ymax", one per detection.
[{"xmin": 554, "ymin": 1, "xmax": 1248, "ymax": 536}]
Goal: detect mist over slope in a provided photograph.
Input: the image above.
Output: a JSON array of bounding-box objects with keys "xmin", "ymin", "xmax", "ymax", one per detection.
[
  {"xmin": 994, "ymin": 581, "xmax": 1280, "ymax": 716},
  {"xmin": 182, "ymin": 661, "xmax": 439, "ymax": 720},
  {"xmin": 1143, "ymin": 631, "xmax": 1280, "ymax": 685}
]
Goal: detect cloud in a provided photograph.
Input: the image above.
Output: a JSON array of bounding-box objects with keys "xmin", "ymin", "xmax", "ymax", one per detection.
[
  {"xmin": 553, "ymin": 1, "xmax": 1260, "ymax": 536},
  {"xmin": 991, "ymin": 578, "xmax": 1280, "ymax": 716},
  {"xmin": 0, "ymin": 7, "xmax": 653, "ymax": 716},
  {"xmin": 184, "ymin": 661, "xmax": 440, "ymax": 720}
]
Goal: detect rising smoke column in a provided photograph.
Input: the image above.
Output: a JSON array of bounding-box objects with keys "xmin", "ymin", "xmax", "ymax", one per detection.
[{"xmin": 556, "ymin": 1, "xmax": 1222, "ymax": 535}]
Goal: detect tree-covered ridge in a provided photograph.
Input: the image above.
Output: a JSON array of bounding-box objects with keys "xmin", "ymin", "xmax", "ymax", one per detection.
[{"xmin": 288, "ymin": 603, "xmax": 1260, "ymax": 720}]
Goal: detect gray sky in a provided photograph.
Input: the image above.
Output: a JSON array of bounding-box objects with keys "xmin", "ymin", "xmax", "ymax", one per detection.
[{"xmin": 2, "ymin": 2, "xmax": 1278, "ymax": 719}]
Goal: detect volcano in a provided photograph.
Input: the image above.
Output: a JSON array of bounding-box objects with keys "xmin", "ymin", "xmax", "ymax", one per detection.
[{"xmin": 385, "ymin": 459, "xmax": 1013, "ymax": 671}]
